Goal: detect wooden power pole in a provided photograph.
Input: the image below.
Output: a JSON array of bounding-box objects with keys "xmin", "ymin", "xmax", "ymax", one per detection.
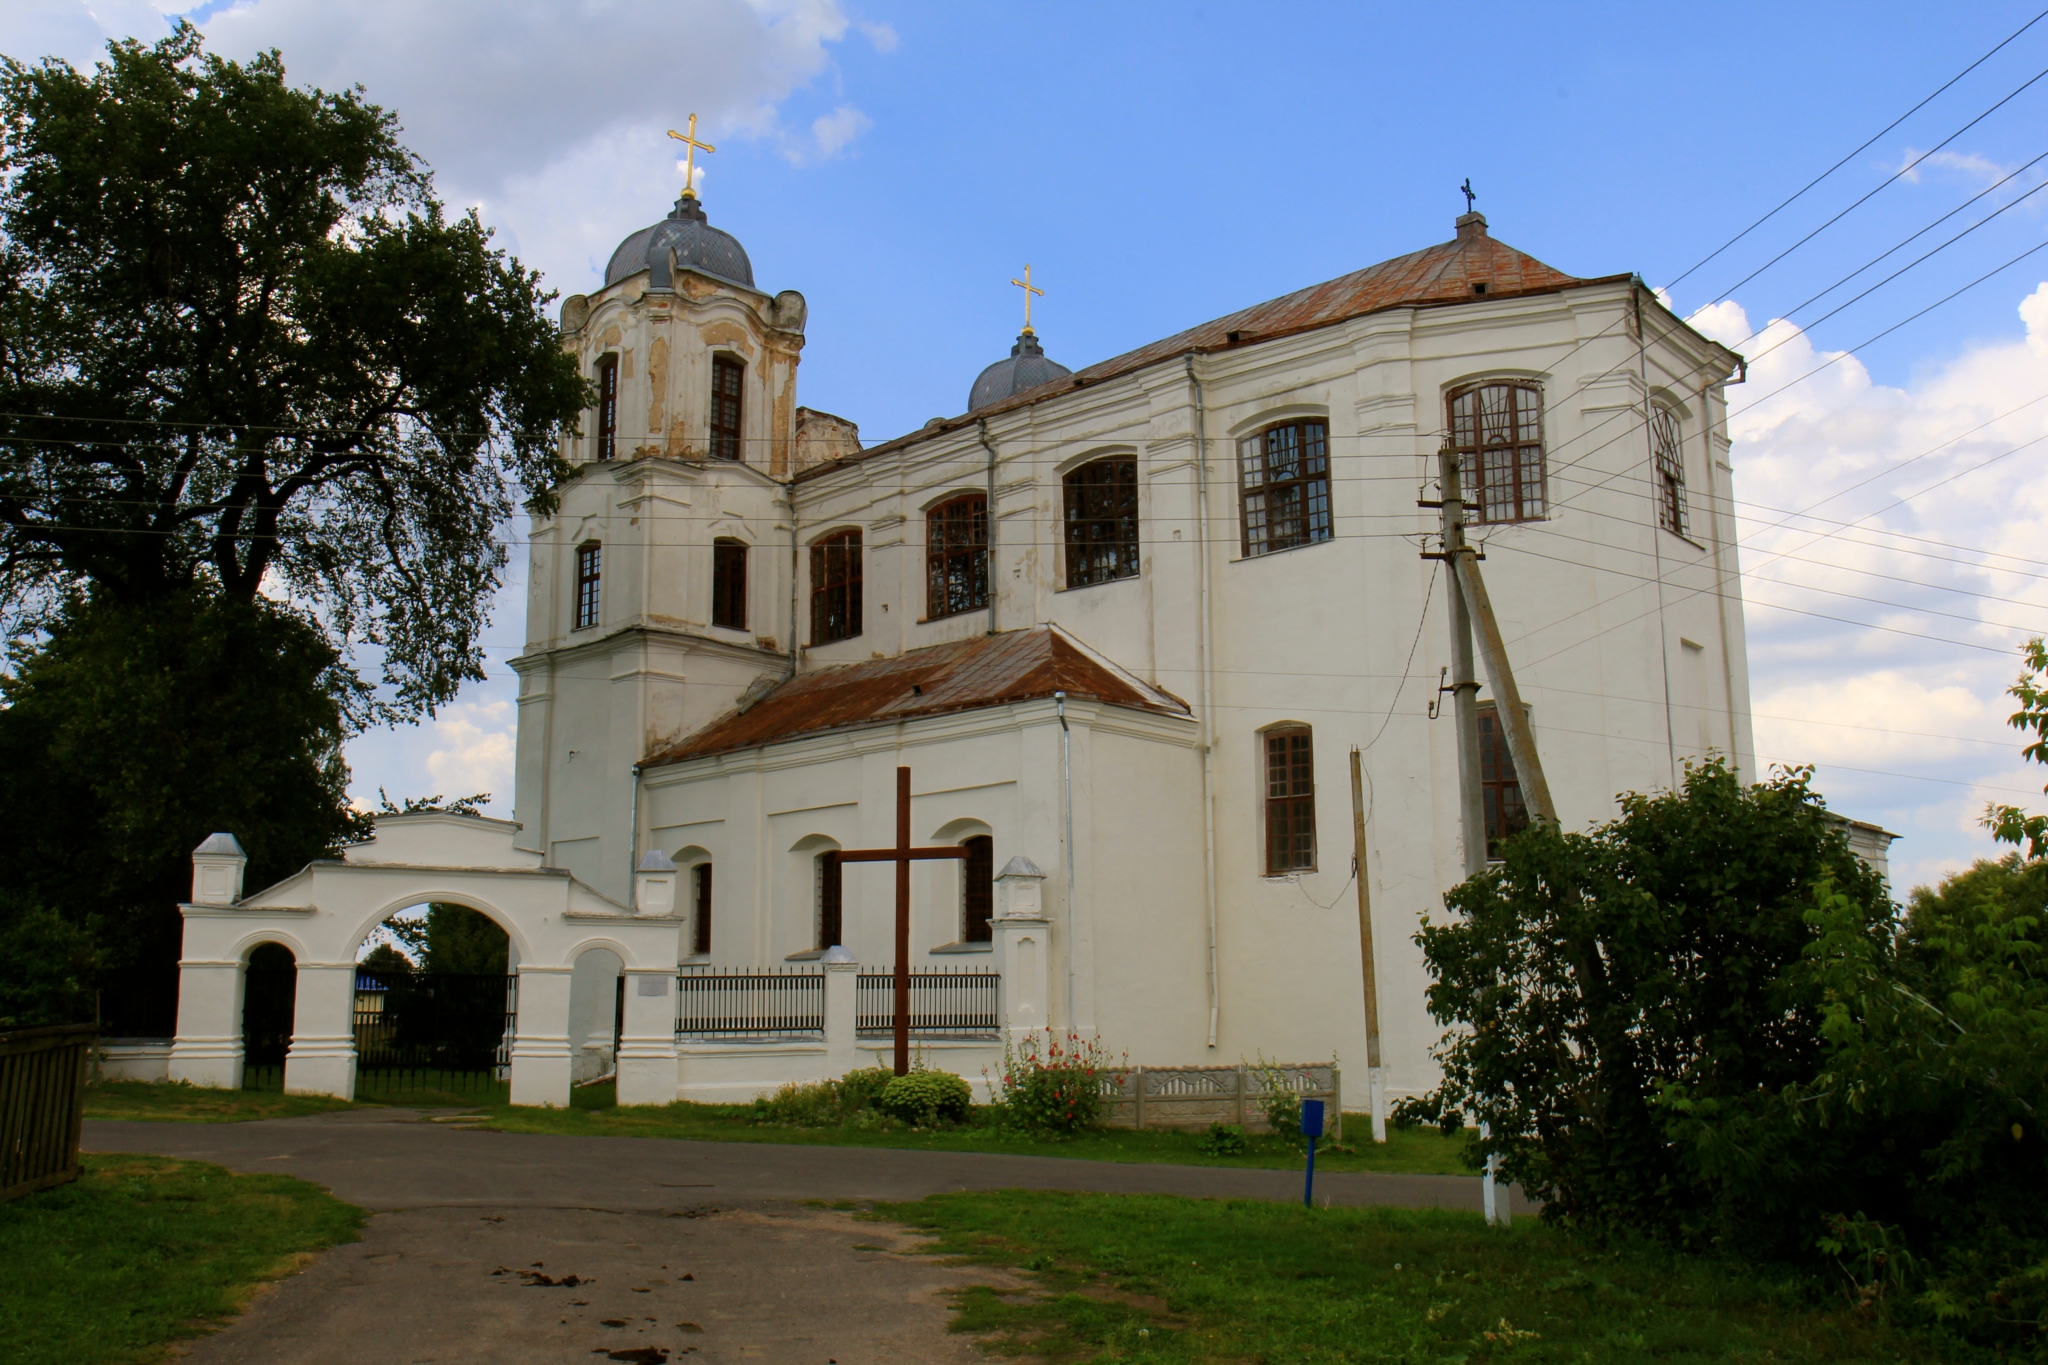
[{"xmin": 1349, "ymin": 747, "xmax": 1386, "ymax": 1142}]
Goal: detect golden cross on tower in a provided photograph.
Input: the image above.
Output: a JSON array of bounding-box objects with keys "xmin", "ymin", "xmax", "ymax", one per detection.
[
  {"xmin": 667, "ymin": 114, "xmax": 715, "ymax": 199},
  {"xmin": 1010, "ymin": 264, "xmax": 1044, "ymax": 335}
]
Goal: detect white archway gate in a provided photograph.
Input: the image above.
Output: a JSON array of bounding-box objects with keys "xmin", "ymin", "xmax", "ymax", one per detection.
[{"xmin": 167, "ymin": 814, "xmax": 684, "ymax": 1108}]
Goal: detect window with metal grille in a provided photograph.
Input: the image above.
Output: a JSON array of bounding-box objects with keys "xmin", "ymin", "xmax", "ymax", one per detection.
[
  {"xmin": 809, "ymin": 530, "xmax": 862, "ymax": 644},
  {"xmin": 574, "ymin": 541, "xmax": 601, "ymax": 630},
  {"xmin": 1263, "ymin": 727, "xmax": 1316, "ymax": 873},
  {"xmin": 962, "ymin": 835, "xmax": 994, "ymax": 943},
  {"xmin": 926, "ymin": 495, "xmax": 989, "ymax": 619},
  {"xmin": 1477, "ymin": 702, "xmax": 1531, "ymax": 861},
  {"xmin": 1063, "ymin": 457, "xmax": 1139, "ymax": 587},
  {"xmin": 594, "ymin": 354, "xmax": 619, "ymax": 462},
  {"xmin": 1448, "ymin": 383, "xmax": 1545, "ymax": 524},
  {"xmin": 1651, "ymin": 405, "xmax": 1688, "ymax": 537},
  {"xmin": 712, "ymin": 538, "xmax": 747, "ymax": 630},
  {"xmin": 815, "ymin": 851, "xmax": 842, "ymax": 951},
  {"xmin": 692, "ymin": 863, "xmax": 712, "ymax": 956},
  {"xmin": 709, "ymin": 355, "xmax": 744, "ymax": 460},
  {"xmin": 1239, "ymin": 420, "xmax": 1331, "ymax": 556}
]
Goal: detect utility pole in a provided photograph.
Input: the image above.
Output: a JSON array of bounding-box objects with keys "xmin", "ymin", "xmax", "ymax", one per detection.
[
  {"xmin": 1348, "ymin": 747, "xmax": 1386, "ymax": 1143},
  {"xmin": 1434, "ymin": 446, "xmax": 1489, "ymax": 877}
]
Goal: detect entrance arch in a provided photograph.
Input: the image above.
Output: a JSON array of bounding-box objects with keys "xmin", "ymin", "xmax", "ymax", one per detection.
[
  {"xmin": 240, "ymin": 942, "xmax": 296, "ymax": 1092},
  {"xmin": 352, "ymin": 901, "xmax": 519, "ymax": 1102}
]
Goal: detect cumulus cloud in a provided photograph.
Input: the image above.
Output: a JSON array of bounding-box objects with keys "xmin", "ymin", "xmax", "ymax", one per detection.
[
  {"xmin": 423, "ymin": 698, "xmax": 515, "ymax": 800},
  {"xmin": 808, "ymin": 103, "xmax": 870, "ymax": 158},
  {"xmin": 1898, "ymin": 147, "xmax": 2010, "ymax": 187}
]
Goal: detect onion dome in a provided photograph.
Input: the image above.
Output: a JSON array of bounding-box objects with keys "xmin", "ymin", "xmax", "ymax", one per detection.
[
  {"xmin": 968, "ymin": 330, "xmax": 1072, "ymax": 412},
  {"xmin": 604, "ymin": 194, "xmax": 754, "ymax": 291}
]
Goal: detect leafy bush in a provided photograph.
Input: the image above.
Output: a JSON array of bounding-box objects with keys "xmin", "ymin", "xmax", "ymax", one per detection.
[
  {"xmin": 837, "ymin": 1066, "xmax": 896, "ymax": 1115},
  {"xmin": 1248, "ymin": 1056, "xmax": 1305, "ymax": 1139},
  {"xmin": 989, "ymin": 1029, "xmax": 1124, "ymax": 1133},
  {"xmin": 1197, "ymin": 1122, "xmax": 1248, "ymax": 1156},
  {"xmin": 751, "ymin": 1079, "xmax": 841, "ymax": 1127},
  {"xmin": 877, "ymin": 1070, "xmax": 972, "ymax": 1126}
]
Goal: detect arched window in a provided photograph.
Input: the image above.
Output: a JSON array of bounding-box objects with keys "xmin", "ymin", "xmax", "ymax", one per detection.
[
  {"xmin": 1064, "ymin": 457, "xmax": 1139, "ymax": 587},
  {"xmin": 810, "ymin": 530, "xmax": 862, "ymax": 644},
  {"xmin": 710, "ymin": 355, "xmax": 744, "ymax": 461},
  {"xmin": 574, "ymin": 541, "xmax": 602, "ymax": 630},
  {"xmin": 1651, "ymin": 405, "xmax": 1688, "ymax": 537},
  {"xmin": 1263, "ymin": 725, "xmax": 1316, "ymax": 873},
  {"xmin": 815, "ymin": 851, "xmax": 842, "ymax": 951},
  {"xmin": 1239, "ymin": 419, "xmax": 1331, "ymax": 556},
  {"xmin": 1448, "ymin": 382, "xmax": 1545, "ymax": 524},
  {"xmin": 594, "ymin": 354, "xmax": 619, "ymax": 462},
  {"xmin": 961, "ymin": 834, "xmax": 994, "ymax": 943},
  {"xmin": 926, "ymin": 495, "xmax": 989, "ymax": 619},
  {"xmin": 712, "ymin": 538, "xmax": 747, "ymax": 629},
  {"xmin": 691, "ymin": 863, "xmax": 713, "ymax": 956},
  {"xmin": 1477, "ymin": 702, "xmax": 1530, "ymax": 860}
]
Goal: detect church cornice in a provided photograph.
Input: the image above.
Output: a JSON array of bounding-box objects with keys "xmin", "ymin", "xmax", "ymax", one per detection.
[{"xmin": 509, "ymin": 622, "xmax": 789, "ymax": 676}]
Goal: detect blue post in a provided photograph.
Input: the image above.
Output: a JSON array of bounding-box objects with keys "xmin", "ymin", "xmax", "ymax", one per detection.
[{"xmin": 1300, "ymin": 1099, "xmax": 1326, "ymax": 1208}]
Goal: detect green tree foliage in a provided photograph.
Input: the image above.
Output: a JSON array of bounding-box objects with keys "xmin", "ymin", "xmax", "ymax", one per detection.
[
  {"xmin": 0, "ymin": 25, "xmax": 586, "ymax": 723},
  {"xmin": 1986, "ymin": 638, "xmax": 2048, "ymax": 858},
  {"xmin": 377, "ymin": 903, "xmax": 507, "ymax": 976}
]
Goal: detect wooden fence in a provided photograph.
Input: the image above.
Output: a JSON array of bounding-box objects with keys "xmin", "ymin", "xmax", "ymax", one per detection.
[
  {"xmin": 1, "ymin": 1023, "xmax": 93, "ymax": 1202},
  {"xmin": 1098, "ymin": 1062, "xmax": 1341, "ymax": 1136}
]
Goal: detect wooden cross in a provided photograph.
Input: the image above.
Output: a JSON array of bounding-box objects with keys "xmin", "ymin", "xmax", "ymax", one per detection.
[
  {"xmin": 1010, "ymin": 264, "xmax": 1043, "ymax": 335},
  {"xmin": 1461, "ymin": 178, "xmax": 1476, "ymax": 212},
  {"xmin": 835, "ymin": 767, "xmax": 968, "ymax": 1075},
  {"xmin": 667, "ymin": 114, "xmax": 716, "ymax": 199}
]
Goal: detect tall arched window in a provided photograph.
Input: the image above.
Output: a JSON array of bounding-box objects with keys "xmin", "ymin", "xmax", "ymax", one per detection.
[
  {"xmin": 961, "ymin": 835, "xmax": 994, "ymax": 943},
  {"xmin": 1477, "ymin": 702, "xmax": 1530, "ymax": 860},
  {"xmin": 1263, "ymin": 725, "xmax": 1316, "ymax": 873},
  {"xmin": 810, "ymin": 530, "xmax": 862, "ymax": 644},
  {"xmin": 1063, "ymin": 457, "xmax": 1139, "ymax": 586},
  {"xmin": 710, "ymin": 355, "xmax": 744, "ymax": 460},
  {"xmin": 926, "ymin": 495, "xmax": 989, "ymax": 619},
  {"xmin": 594, "ymin": 354, "xmax": 619, "ymax": 462},
  {"xmin": 1651, "ymin": 405, "xmax": 1688, "ymax": 537},
  {"xmin": 815, "ymin": 850, "xmax": 842, "ymax": 951},
  {"xmin": 574, "ymin": 541, "xmax": 602, "ymax": 630},
  {"xmin": 1239, "ymin": 419, "xmax": 1331, "ymax": 556},
  {"xmin": 691, "ymin": 863, "xmax": 713, "ymax": 956},
  {"xmin": 712, "ymin": 538, "xmax": 747, "ymax": 629},
  {"xmin": 1448, "ymin": 382, "xmax": 1545, "ymax": 524}
]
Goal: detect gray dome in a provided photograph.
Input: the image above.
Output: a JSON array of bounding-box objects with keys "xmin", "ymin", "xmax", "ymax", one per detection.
[
  {"xmin": 968, "ymin": 331, "xmax": 1072, "ymax": 411},
  {"xmin": 604, "ymin": 195, "xmax": 754, "ymax": 291}
]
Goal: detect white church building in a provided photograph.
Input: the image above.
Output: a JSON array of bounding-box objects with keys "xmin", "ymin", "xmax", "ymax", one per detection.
[{"xmin": 163, "ymin": 180, "xmax": 1765, "ymax": 1112}]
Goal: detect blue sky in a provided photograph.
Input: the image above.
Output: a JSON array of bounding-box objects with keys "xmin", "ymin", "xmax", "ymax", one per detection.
[{"xmin": 9, "ymin": 1, "xmax": 2048, "ymax": 894}]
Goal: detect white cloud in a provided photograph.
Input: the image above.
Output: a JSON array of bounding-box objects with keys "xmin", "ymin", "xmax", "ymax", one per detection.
[
  {"xmin": 423, "ymin": 698, "xmax": 515, "ymax": 800},
  {"xmin": 1897, "ymin": 147, "xmax": 2009, "ymax": 187},
  {"xmin": 857, "ymin": 20, "xmax": 897, "ymax": 52},
  {"xmin": 808, "ymin": 103, "xmax": 870, "ymax": 159}
]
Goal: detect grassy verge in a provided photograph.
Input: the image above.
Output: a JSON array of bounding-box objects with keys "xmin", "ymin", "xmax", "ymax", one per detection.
[
  {"xmin": 0, "ymin": 1154, "xmax": 362, "ymax": 1365},
  {"xmin": 874, "ymin": 1189, "xmax": 1953, "ymax": 1364},
  {"xmin": 480, "ymin": 1084, "xmax": 1476, "ymax": 1176},
  {"xmin": 84, "ymin": 1079, "xmax": 365, "ymax": 1122}
]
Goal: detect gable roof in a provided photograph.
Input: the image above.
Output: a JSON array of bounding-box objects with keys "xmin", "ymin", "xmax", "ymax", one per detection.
[
  {"xmin": 644, "ymin": 625, "xmax": 1190, "ymax": 767},
  {"xmin": 800, "ymin": 215, "xmax": 1625, "ymax": 480}
]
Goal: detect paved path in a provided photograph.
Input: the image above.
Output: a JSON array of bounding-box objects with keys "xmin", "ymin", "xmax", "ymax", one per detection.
[{"xmin": 85, "ymin": 1111, "xmax": 1525, "ymax": 1363}]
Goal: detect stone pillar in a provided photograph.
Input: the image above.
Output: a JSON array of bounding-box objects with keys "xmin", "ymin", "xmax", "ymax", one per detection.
[
  {"xmin": 992, "ymin": 856, "xmax": 1051, "ymax": 1040},
  {"xmin": 190, "ymin": 833, "xmax": 247, "ymax": 906},
  {"xmin": 284, "ymin": 963, "xmax": 358, "ymax": 1100},
  {"xmin": 509, "ymin": 965, "xmax": 574, "ymax": 1107},
  {"xmin": 168, "ymin": 834, "xmax": 250, "ymax": 1089},
  {"xmin": 616, "ymin": 967, "xmax": 680, "ymax": 1106},
  {"xmin": 821, "ymin": 945, "xmax": 859, "ymax": 1076},
  {"xmin": 634, "ymin": 850, "xmax": 677, "ymax": 918}
]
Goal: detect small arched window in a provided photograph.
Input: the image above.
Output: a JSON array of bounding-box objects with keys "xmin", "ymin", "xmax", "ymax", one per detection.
[
  {"xmin": 574, "ymin": 541, "xmax": 602, "ymax": 630},
  {"xmin": 1263, "ymin": 725, "xmax": 1316, "ymax": 873},
  {"xmin": 926, "ymin": 495, "xmax": 989, "ymax": 619},
  {"xmin": 710, "ymin": 355, "xmax": 744, "ymax": 460},
  {"xmin": 712, "ymin": 538, "xmax": 747, "ymax": 630},
  {"xmin": 961, "ymin": 835, "xmax": 994, "ymax": 943},
  {"xmin": 594, "ymin": 354, "xmax": 620, "ymax": 462},
  {"xmin": 1064, "ymin": 457, "xmax": 1139, "ymax": 586},
  {"xmin": 1239, "ymin": 420, "xmax": 1331, "ymax": 556},
  {"xmin": 1651, "ymin": 405, "xmax": 1688, "ymax": 537},
  {"xmin": 1448, "ymin": 382, "xmax": 1545, "ymax": 524},
  {"xmin": 810, "ymin": 530, "xmax": 862, "ymax": 644},
  {"xmin": 691, "ymin": 863, "xmax": 713, "ymax": 956},
  {"xmin": 815, "ymin": 851, "xmax": 842, "ymax": 951}
]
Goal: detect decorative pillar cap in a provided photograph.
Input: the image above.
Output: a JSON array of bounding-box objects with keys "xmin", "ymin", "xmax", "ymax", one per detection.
[
  {"xmin": 821, "ymin": 944, "xmax": 857, "ymax": 964},
  {"xmin": 996, "ymin": 855, "xmax": 1046, "ymax": 880},
  {"xmin": 193, "ymin": 832, "xmax": 246, "ymax": 857},
  {"xmin": 636, "ymin": 850, "xmax": 677, "ymax": 872}
]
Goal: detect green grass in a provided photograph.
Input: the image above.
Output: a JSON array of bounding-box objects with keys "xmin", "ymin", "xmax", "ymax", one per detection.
[
  {"xmin": 84, "ymin": 1080, "xmax": 365, "ymax": 1123},
  {"xmin": 0, "ymin": 1154, "xmax": 363, "ymax": 1365},
  {"xmin": 479, "ymin": 1085, "xmax": 1476, "ymax": 1175},
  {"xmin": 873, "ymin": 1189, "xmax": 1956, "ymax": 1364}
]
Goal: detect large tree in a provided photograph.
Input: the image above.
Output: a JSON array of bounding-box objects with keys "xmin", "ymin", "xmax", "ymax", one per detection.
[{"xmin": 0, "ymin": 24, "xmax": 586, "ymax": 723}]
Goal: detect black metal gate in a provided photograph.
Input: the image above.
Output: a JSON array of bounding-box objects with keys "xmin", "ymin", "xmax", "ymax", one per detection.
[
  {"xmin": 354, "ymin": 972, "xmax": 517, "ymax": 1098},
  {"xmin": 241, "ymin": 948, "xmax": 297, "ymax": 1092}
]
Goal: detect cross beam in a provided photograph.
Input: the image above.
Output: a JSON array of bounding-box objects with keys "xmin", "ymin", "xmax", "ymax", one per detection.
[{"xmin": 835, "ymin": 766, "xmax": 968, "ymax": 1075}]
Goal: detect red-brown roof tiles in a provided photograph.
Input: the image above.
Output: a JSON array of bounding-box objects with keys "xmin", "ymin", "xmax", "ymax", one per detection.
[{"xmin": 643, "ymin": 625, "xmax": 1190, "ymax": 767}]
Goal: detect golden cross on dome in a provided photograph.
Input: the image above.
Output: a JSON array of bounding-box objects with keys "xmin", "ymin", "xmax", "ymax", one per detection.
[
  {"xmin": 1010, "ymin": 264, "xmax": 1044, "ymax": 335},
  {"xmin": 667, "ymin": 114, "xmax": 715, "ymax": 199}
]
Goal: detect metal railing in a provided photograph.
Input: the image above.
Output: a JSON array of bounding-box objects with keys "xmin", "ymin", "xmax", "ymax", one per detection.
[
  {"xmin": 353, "ymin": 972, "xmax": 518, "ymax": 1095},
  {"xmin": 1, "ymin": 1024, "xmax": 93, "ymax": 1202},
  {"xmin": 675, "ymin": 969, "xmax": 824, "ymax": 1038},
  {"xmin": 857, "ymin": 969, "xmax": 1000, "ymax": 1036}
]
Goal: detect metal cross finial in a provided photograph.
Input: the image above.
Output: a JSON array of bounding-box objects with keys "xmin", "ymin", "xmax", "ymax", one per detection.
[
  {"xmin": 1010, "ymin": 264, "xmax": 1044, "ymax": 335},
  {"xmin": 667, "ymin": 114, "xmax": 716, "ymax": 199},
  {"xmin": 1461, "ymin": 178, "xmax": 1476, "ymax": 213}
]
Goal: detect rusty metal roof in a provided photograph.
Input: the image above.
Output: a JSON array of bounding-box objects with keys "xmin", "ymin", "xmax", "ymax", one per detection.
[
  {"xmin": 800, "ymin": 215, "xmax": 1627, "ymax": 481},
  {"xmin": 644, "ymin": 625, "xmax": 1191, "ymax": 767}
]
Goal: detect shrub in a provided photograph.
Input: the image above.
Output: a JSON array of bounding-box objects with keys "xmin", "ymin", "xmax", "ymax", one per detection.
[
  {"xmin": 1197, "ymin": 1122, "xmax": 1248, "ymax": 1156},
  {"xmin": 837, "ymin": 1066, "xmax": 896, "ymax": 1114},
  {"xmin": 751, "ymin": 1079, "xmax": 840, "ymax": 1127},
  {"xmin": 989, "ymin": 1028, "xmax": 1124, "ymax": 1133},
  {"xmin": 877, "ymin": 1070, "xmax": 972, "ymax": 1126},
  {"xmin": 1248, "ymin": 1056, "xmax": 1305, "ymax": 1139}
]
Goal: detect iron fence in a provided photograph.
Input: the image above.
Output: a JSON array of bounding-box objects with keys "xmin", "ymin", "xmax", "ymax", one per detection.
[
  {"xmin": 857, "ymin": 969, "xmax": 1000, "ymax": 1036},
  {"xmin": 1, "ymin": 1024, "xmax": 92, "ymax": 1202},
  {"xmin": 354, "ymin": 972, "xmax": 517, "ymax": 1096},
  {"xmin": 241, "ymin": 963, "xmax": 296, "ymax": 1093},
  {"xmin": 674, "ymin": 970, "xmax": 824, "ymax": 1037}
]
